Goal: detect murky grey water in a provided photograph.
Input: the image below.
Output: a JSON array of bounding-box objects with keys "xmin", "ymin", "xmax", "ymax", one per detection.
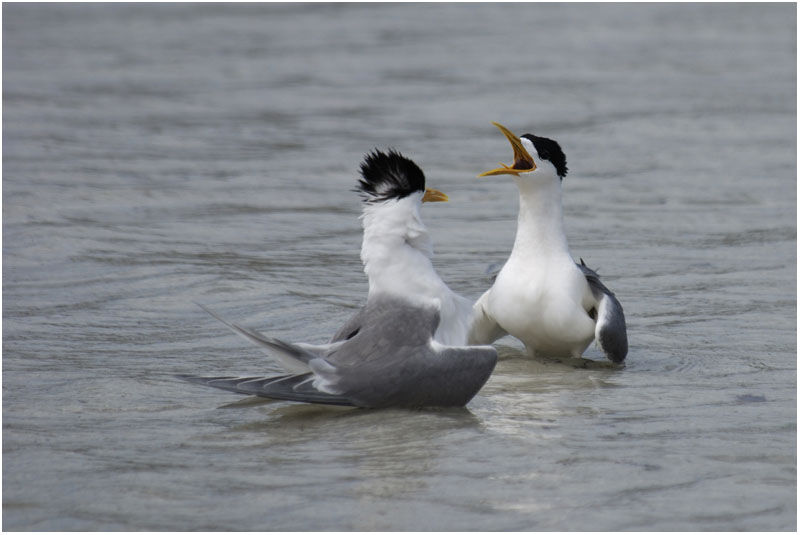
[{"xmin": 3, "ymin": 3, "xmax": 796, "ymax": 531}]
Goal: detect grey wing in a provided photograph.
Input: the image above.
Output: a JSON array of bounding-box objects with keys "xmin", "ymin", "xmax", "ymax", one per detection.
[
  {"xmin": 176, "ymin": 373, "xmax": 356, "ymax": 406},
  {"xmin": 197, "ymin": 303, "xmax": 328, "ymax": 373},
  {"xmin": 329, "ymin": 303, "xmax": 368, "ymax": 343},
  {"xmin": 325, "ymin": 295, "xmax": 439, "ymax": 367},
  {"xmin": 317, "ymin": 295, "xmax": 499, "ymax": 407},
  {"xmin": 577, "ymin": 260, "xmax": 628, "ymax": 363},
  {"xmin": 326, "ymin": 342, "xmax": 497, "ymax": 408},
  {"xmin": 411, "ymin": 344, "xmax": 498, "ymax": 406}
]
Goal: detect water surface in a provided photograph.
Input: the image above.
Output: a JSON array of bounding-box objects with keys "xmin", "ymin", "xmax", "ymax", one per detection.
[{"xmin": 3, "ymin": 3, "xmax": 796, "ymax": 530}]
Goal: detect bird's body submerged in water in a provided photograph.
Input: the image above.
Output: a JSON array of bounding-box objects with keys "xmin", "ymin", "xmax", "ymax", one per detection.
[
  {"xmin": 182, "ymin": 150, "xmax": 496, "ymax": 408},
  {"xmin": 468, "ymin": 122, "xmax": 627, "ymax": 363}
]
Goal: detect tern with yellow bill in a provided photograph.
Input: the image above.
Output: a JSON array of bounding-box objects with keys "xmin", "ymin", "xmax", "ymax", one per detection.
[
  {"xmin": 181, "ymin": 149, "xmax": 497, "ymax": 408},
  {"xmin": 468, "ymin": 123, "xmax": 628, "ymax": 363}
]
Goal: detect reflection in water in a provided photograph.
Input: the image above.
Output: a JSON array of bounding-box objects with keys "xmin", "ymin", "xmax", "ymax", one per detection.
[{"xmin": 198, "ymin": 398, "xmax": 487, "ymax": 530}]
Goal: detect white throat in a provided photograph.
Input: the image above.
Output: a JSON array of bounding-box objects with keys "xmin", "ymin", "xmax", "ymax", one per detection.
[{"xmin": 510, "ymin": 175, "xmax": 571, "ymax": 262}]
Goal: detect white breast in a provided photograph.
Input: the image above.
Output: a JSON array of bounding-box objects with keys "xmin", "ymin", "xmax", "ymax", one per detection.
[{"xmin": 490, "ymin": 256, "xmax": 595, "ymax": 357}]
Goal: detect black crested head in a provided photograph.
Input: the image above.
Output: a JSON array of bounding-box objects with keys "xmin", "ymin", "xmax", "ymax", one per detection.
[
  {"xmin": 521, "ymin": 134, "xmax": 568, "ymax": 179},
  {"xmin": 356, "ymin": 149, "xmax": 426, "ymax": 203}
]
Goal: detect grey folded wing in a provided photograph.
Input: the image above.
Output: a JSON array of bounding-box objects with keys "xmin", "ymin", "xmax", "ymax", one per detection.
[
  {"xmin": 188, "ymin": 295, "xmax": 498, "ymax": 408},
  {"xmin": 329, "ymin": 304, "xmax": 368, "ymax": 343},
  {"xmin": 577, "ymin": 260, "xmax": 628, "ymax": 363},
  {"xmin": 318, "ymin": 294, "xmax": 498, "ymax": 407}
]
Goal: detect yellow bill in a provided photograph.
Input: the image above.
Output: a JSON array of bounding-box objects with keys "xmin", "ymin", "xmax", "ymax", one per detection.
[
  {"xmin": 478, "ymin": 122, "xmax": 537, "ymax": 177},
  {"xmin": 422, "ymin": 187, "xmax": 449, "ymax": 203}
]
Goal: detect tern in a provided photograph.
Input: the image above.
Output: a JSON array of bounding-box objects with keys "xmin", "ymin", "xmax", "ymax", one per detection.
[
  {"xmin": 181, "ymin": 150, "xmax": 497, "ymax": 408},
  {"xmin": 468, "ymin": 122, "xmax": 627, "ymax": 363}
]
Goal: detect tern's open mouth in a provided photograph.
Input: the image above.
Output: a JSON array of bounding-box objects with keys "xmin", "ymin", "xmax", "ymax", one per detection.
[{"xmin": 478, "ymin": 122, "xmax": 537, "ymax": 177}]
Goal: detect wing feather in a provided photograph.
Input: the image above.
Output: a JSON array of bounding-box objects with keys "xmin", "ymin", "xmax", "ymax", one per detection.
[
  {"xmin": 577, "ymin": 261, "xmax": 627, "ymax": 363},
  {"xmin": 176, "ymin": 374, "xmax": 356, "ymax": 406},
  {"xmin": 196, "ymin": 303, "xmax": 319, "ymax": 373}
]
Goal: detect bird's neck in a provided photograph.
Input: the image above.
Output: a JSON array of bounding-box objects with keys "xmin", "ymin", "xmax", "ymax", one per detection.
[
  {"xmin": 359, "ymin": 197, "xmax": 441, "ymax": 297},
  {"xmin": 362, "ymin": 235, "xmax": 437, "ymax": 296},
  {"xmin": 510, "ymin": 178, "xmax": 572, "ymax": 262}
]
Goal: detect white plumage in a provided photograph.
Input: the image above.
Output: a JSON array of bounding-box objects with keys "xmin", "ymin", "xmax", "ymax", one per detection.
[
  {"xmin": 468, "ymin": 123, "xmax": 627, "ymax": 363},
  {"xmin": 359, "ymin": 192, "xmax": 474, "ymax": 346}
]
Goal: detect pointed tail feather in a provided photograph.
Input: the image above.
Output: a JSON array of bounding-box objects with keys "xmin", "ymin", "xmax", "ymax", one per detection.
[
  {"xmin": 195, "ymin": 303, "xmax": 316, "ymax": 373},
  {"xmin": 176, "ymin": 374, "xmax": 356, "ymax": 407}
]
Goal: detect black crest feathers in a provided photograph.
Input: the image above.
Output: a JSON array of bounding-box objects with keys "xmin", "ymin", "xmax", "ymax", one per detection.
[
  {"xmin": 356, "ymin": 149, "xmax": 426, "ymax": 202},
  {"xmin": 522, "ymin": 134, "xmax": 568, "ymax": 179}
]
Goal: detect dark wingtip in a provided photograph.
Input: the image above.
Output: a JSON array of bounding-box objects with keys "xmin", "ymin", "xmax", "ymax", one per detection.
[{"xmin": 598, "ymin": 293, "xmax": 627, "ymax": 363}]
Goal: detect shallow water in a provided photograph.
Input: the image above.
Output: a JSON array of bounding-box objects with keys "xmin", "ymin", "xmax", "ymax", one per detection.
[{"xmin": 3, "ymin": 3, "xmax": 796, "ymax": 531}]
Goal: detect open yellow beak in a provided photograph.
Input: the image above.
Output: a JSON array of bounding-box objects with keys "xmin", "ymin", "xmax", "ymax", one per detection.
[
  {"xmin": 422, "ymin": 187, "xmax": 449, "ymax": 203},
  {"xmin": 478, "ymin": 122, "xmax": 537, "ymax": 177}
]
